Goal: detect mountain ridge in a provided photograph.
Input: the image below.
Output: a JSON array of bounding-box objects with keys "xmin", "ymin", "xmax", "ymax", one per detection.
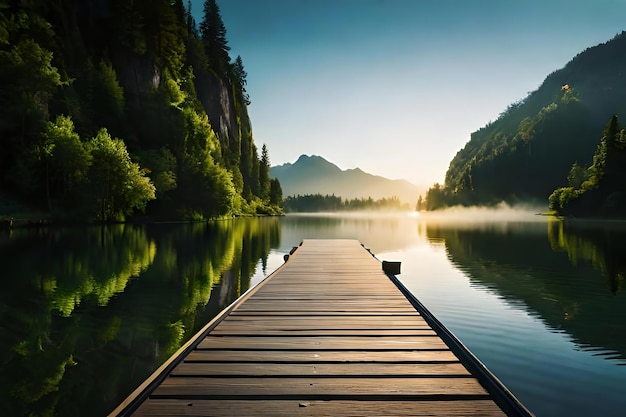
[
  {"xmin": 429, "ymin": 31, "xmax": 626, "ymax": 209},
  {"xmin": 270, "ymin": 155, "xmax": 421, "ymax": 203}
]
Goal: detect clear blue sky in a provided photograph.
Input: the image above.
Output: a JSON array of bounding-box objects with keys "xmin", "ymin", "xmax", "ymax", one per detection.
[{"xmin": 191, "ymin": 0, "xmax": 626, "ymax": 188}]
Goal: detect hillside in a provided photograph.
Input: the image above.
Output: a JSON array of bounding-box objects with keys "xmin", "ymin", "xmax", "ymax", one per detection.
[
  {"xmin": 270, "ymin": 155, "xmax": 421, "ymax": 203},
  {"xmin": 430, "ymin": 31, "xmax": 626, "ymax": 209},
  {"xmin": 0, "ymin": 0, "xmax": 281, "ymax": 221}
]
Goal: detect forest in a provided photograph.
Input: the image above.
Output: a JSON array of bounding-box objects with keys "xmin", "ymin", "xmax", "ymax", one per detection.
[
  {"xmin": 0, "ymin": 0, "xmax": 283, "ymax": 223},
  {"xmin": 549, "ymin": 115, "xmax": 626, "ymax": 216},
  {"xmin": 423, "ymin": 31, "xmax": 626, "ymax": 214},
  {"xmin": 283, "ymin": 194, "xmax": 412, "ymax": 213}
]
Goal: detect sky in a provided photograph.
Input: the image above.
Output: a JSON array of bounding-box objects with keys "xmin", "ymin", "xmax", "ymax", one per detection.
[{"xmin": 190, "ymin": 0, "xmax": 626, "ymax": 188}]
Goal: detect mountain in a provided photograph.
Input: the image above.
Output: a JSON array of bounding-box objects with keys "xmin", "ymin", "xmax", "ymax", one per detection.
[
  {"xmin": 431, "ymin": 31, "xmax": 626, "ymax": 209},
  {"xmin": 270, "ymin": 155, "xmax": 421, "ymax": 203}
]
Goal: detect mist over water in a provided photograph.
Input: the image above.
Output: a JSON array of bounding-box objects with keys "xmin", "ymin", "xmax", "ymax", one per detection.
[{"xmin": 416, "ymin": 202, "xmax": 547, "ymax": 222}]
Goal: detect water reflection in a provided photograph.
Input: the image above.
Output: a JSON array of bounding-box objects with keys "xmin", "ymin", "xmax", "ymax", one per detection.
[
  {"xmin": 548, "ymin": 219, "xmax": 626, "ymax": 295},
  {"xmin": 422, "ymin": 218, "xmax": 626, "ymax": 363},
  {"xmin": 2, "ymin": 213, "xmax": 626, "ymax": 417},
  {"xmin": 0, "ymin": 218, "xmax": 280, "ymax": 416},
  {"xmin": 280, "ymin": 212, "xmax": 419, "ymax": 253}
]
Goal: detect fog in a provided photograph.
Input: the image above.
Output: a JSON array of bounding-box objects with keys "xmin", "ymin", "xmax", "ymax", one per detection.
[
  {"xmin": 285, "ymin": 202, "xmax": 548, "ymax": 223},
  {"xmin": 416, "ymin": 202, "xmax": 549, "ymax": 223}
]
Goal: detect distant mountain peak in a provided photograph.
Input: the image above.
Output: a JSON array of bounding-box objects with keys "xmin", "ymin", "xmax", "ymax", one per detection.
[
  {"xmin": 270, "ymin": 154, "xmax": 421, "ymax": 203},
  {"xmin": 295, "ymin": 154, "xmax": 336, "ymax": 165}
]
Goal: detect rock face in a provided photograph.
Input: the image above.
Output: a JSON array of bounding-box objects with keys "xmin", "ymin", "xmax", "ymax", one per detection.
[
  {"xmin": 270, "ymin": 155, "xmax": 421, "ymax": 203},
  {"xmin": 111, "ymin": 45, "xmax": 248, "ymax": 164},
  {"xmin": 196, "ymin": 71, "xmax": 240, "ymax": 147}
]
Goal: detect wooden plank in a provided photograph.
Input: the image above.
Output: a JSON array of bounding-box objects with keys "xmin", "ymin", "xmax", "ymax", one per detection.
[
  {"xmin": 209, "ymin": 328, "xmax": 437, "ymax": 336},
  {"xmin": 170, "ymin": 362, "xmax": 471, "ymax": 377},
  {"xmin": 230, "ymin": 310, "xmax": 420, "ymax": 315},
  {"xmin": 197, "ymin": 336, "xmax": 448, "ymax": 350},
  {"xmin": 184, "ymin": 350, "xmax": 460, "ymax": 363},
  {"xmin": 222, "ymin": 314, "xmax": 423, "ymax": 321},
  {"xmin": 234, "ymin": 301, "xmax": 416, "ymax": 308},
  {"xmin": 246, "ymin": 294, "xmax": 408, "ymax": 298},
  {"xmin": 217, "ymin": 320, "xmax": 428, "ymax": 328},
  {"xmin": 245, "ymin": 295, "xmax": 410, "ymax": 300},
  {"xmin": 218, "ymin": 316, "xmax": 429, "ymax": 326},
  {"xmin": 134, "ymin": 399, "xmax": 507, "ymax": 417},
  {"xmin": 153, "ymin": 377, "xmax": 490, "ymax": 397},
  {"xmin": 210, "ymin": 323, "xmax": 432, "ymax": 331}
]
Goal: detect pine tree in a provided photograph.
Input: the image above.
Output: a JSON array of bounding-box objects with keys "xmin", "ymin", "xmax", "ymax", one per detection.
[
  {"xmin": 269, "ymin": 178, "xmax": 283, "ymax": 206},
  {"xmin": 232, "ymin": 55, "xmax": 250, "ymax": 105},
  {"xmin": 199, "ymin": 0, "xmax": 230, "ymax": 75},
  {"xmin": 259, "ymin": 144, "xmax": 270, "ymax": 200},
  {"xmin": 590, "ymin": 115, "xmax": 621, "ymax": 188},
  {"xmin": 143, "ymin": 0, "xmax": 187, "ymax": 80}
]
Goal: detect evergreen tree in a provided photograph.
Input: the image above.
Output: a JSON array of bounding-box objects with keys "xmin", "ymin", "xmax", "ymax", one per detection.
[
  {"xmin": 259, "ymin": 144, "xmax": 270, "ymax": 200},
  {"xmin": 113, "ymin": 0, "xmax": 147, "ymax": 56},
  {"xmin": 269, "ymin": 178, "xmax": 282, "ymax": 206},
  {"xmin": 567, "ymin": 162, "xmax": 588, "ymax": 189},
  {"xmin": 549, "ymin": 115, "xmax": 626, "ymax": 216},
  {"xmin": 199, "ymin": 0, "xmax": 230, "ymax": 75},
  {"xmin": 416, "ymin": 195, "xmax": 424, "ymax": 211},
  {"xmin": 232, "ymin": 55, "xmax": 250, "ymax": 105},
  {"xmin": 600, "ymin": 115, "xmax": 622, "ymax": 190},
  {"xmin": 143, "ymin": 0, "xmax": 187, "ymax": 79}
]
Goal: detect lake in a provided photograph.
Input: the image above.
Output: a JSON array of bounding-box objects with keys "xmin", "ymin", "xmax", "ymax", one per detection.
[{"xmin": 1, "ymin": 211, "xmax": 626, "ymax": 416}]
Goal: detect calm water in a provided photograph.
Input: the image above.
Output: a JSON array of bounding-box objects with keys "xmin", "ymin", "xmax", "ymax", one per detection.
[{"xmin": 1, "ymin": 212, "xmax": 626, "ymax": 416}]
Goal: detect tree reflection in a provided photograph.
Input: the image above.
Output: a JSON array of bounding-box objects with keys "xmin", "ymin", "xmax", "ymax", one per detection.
[
  {"xmin": 0, "ymin": 217, "xmax": 280, "ymax": 416},
  {"xmin": 547, "ymin": 219, "xmax": 626, "ymax": 295},
  {"xmin": 423, "ymin": 220, "xmax": 626, "ymax": 364}
]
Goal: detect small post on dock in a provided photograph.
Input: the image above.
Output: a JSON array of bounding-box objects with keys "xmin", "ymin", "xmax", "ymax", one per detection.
[{"xmin": 382, "ymin": 260, "xmax": 401, "ymax": 275}]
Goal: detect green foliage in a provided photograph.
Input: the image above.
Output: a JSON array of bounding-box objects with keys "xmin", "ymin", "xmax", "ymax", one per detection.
[
  {"xmin": 0, "ymin": 38, "xmax": 61, "ymax": 93},
  {"xmin": 548, "ymin": 187, "xmax": 583, "ymax": 211},
  {"xmin": 567, "ymin": 162, "xmax": 588, "ymax": 189},
  {"xmin": 425, "ymin": 183, "xmax": 453, "ymax": 210},
  {"xmin": 0, "ymin": 8, "xmax": 8, "ymax": 46},
  {"xmin": 549, "ymin": 115, "xmax": 626, "ymax": 217},
  {"xmin": 91, "ymin": 60, "xmax": 126, "ymax": 135},
  {"xmin": 177, "ymin": 158, "xmax": 235, "ymax": 219},
  {"xmin": 269, "ymin": 178, "xmax": 283, "ymax": 206},
  {"xmin": 199, "ymin": 0, "xmax": 230, "ymax": 75},
  {"xmin": 143, "ymin": 0, "xmax": 187, "ymax": 79},
  {"xmin": 164, "ymin": 77, "xmax": 186, "ymax": 107},
  {"xmin": 432, "ymin": 32, "xmax": 626, "ymax": 209},
  {"xmin": 0, "ymin": 0, "xmax": 282, "ymax": 221},
  {"xmin": 231, "ymin": 55, "xmax": 250, "ymax": 105},
  {"xmin": 84, "ymin": 129, "xmax": 156, "ymax": 221},
  {"xmin": 283, "ymin": 194, "xmax": 410, "ymax": 212},
  {"xmin": 0, "ymin": 37, "xmax": 62, "ymax": 161},
  {"xmin": 0, "ymin": 218, "xmax": 281, "ymax": 415},
  {"xmin": 43, "ymin": 115, "xmax": 91, "ymax": 207},
  {"xmin": 134, "ymin": 148, "xmax": 177, "ymax": 199},
  {"xmin": 182, "ymin": 106, "xmax": 220, "ymax": 161},
  {"xmin": 113, "ymin": 0, "xmax": 147, "ymax": 55},
  {"xmin": 259, "ymin": 144, "xmax": 270, "ymax": 200}
]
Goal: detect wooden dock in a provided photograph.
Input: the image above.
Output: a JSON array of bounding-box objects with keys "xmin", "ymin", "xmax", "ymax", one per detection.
[{"xmin": 111, "ymin": 239, "xmax": 532, "ymax": 416}]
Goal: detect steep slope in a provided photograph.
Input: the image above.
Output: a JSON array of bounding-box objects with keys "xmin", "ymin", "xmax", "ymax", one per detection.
[
  {"xmin": 441, "ymin": 31, "xmax": 626, "ymax": 206},
  {"xmin": 0, "ymin": 0, "xmax": 279, "ymax": 220},
  {"xmin": 270, "ymin": 155, "xmax": 420, "ymax": 203}
]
